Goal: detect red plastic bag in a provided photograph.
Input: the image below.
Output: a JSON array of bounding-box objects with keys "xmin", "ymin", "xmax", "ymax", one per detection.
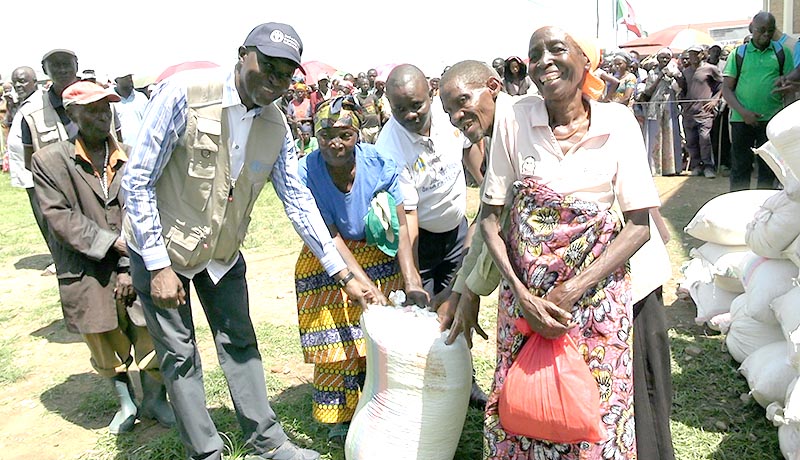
[{"xmin": 498, "ymin": 318, "xmax": 604, "ymax": 444}]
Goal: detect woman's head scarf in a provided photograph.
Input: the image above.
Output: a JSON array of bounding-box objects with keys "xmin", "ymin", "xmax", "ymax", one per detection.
[
  {"xmin": 656, "ymin": 47, "xmax": 673, "ymax": 58},
  {"xmin": 567, "ymin": 33, "xmax": 604, "ymax": 101},
  {"xmin": 614, "ymin": 51, "xmax": 632, "ymax": 66},
  {"xmin": 313, "ymin": 95, "xmax": 363, "ymax": 134}
]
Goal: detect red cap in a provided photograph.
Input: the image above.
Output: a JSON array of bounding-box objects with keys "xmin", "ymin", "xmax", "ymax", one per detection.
[{"xmin": 62, "ymin": 81, "xmax": 121, "ymax": 108}]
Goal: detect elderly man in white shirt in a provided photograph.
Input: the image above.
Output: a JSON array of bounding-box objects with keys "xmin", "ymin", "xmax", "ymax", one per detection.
[{"xmin": 375, "ymin": 64, "xmax": 488, "ymax": 409}]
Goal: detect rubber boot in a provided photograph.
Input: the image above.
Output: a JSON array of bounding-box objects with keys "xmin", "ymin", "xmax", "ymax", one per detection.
[
  {"xmin": 109, "ymin": 373, "xmax": 138, "ymax": 434},
  {"xmin": 140, "ymin": 371, "xmax": 176, "ymax": 428}
]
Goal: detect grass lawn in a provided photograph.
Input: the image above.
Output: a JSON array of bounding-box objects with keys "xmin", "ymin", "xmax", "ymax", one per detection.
[{"xmin": 0, "ymin": 171, "xmax": 783, "ymax": 460}]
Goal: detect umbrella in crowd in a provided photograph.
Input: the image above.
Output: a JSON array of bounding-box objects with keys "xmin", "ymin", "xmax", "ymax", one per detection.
[
  {"xmin": 295, "ymin": 61, "xmax": 338, "ymax": 85},
  {"xmin": 374, "ymin": 63, "xmax": 400, "ymax": 81},
  {"xmin": 620, "ymin": 25, "xmax": 716, "ymax": 56},
  {"xmin": 156, "ymin": 61, "xmax": 220, "ymax": 83}
]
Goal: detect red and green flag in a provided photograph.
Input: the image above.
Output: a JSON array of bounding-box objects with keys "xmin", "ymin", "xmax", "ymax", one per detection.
[{"xmin": 616, "ymin": 0, "xmax": 642, "ymax": 37}]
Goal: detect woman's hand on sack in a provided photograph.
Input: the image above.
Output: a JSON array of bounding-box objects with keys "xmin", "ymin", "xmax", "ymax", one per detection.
[
  {"xmin": 405, "ymin": 288, "xmax": 431, "ymax": 309},
  {"xmin": 343, "ymin": 278, "xmax": 387, "ymax": 308},
  {"xmin": 446, "ymin": 289, "xmax": 488, "ymax": 348},
  {"xmin": 514, "ymin": 283, "xmax": 573, "ymax": 340}
]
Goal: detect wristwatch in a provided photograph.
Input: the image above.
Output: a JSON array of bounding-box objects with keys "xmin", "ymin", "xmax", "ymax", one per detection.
[{"xmin": 338, "ymin": 271, "xmax": 355, "ymax": 287}]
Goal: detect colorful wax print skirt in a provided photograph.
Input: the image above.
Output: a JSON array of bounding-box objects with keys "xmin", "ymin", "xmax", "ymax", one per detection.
[{"xmin": 485, "ymin": 179, "xmax": 636, "ymax": 460}]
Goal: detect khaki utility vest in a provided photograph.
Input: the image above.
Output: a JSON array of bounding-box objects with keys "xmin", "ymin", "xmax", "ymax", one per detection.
[
  {"xmin": 18, "ymin": 89, "xmax": 69, "ymax": 151},
  {"xmin": 126, "ymin": 69, "xmax": 287, "ymax": 271}
]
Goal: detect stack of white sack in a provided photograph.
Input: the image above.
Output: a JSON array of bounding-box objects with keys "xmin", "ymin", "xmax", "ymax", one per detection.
[
  {"xmin": 682, "ymin": 189, "xmax": 779, "ymax": 327},
  {"xmin": 746, "ymin": 191, "xmax": 800, "ymax": 262},
  {"xmin": 742, "ymin": 100, "xmax": 800, "ymax": 460},
  {"xmin": 724, "ymin": 250, "xmax": 798, "ymax": 362},
  {"xmin": 768, "ymin": 376, "xmax": 800, "ymax": 460},
  {"xmin": 345, "ymin": 298, "xmax": 472, "ymax": 460}
]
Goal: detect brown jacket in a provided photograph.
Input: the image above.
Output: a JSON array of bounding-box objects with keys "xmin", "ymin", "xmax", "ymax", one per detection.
[{"xmin": 31, "ymin": 138, "xmax": 134, "ymax": 334}]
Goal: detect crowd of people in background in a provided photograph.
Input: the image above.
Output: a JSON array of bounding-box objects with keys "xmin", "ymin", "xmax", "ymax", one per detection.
[
  {"xmin": 1, "ymin": 10, "xmax": 800, "ymax": 460},
  {"xmin": 3, "ymin": 14, "xmax": 795, "ymax": 192}
]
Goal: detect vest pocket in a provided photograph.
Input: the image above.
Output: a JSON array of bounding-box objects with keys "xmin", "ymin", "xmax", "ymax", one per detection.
[
  {"xmin": 185, "ymin": 150, "xmax": 216, "ymax": 212},
  {"xmin": 183, "ymin": 116, "xmax": 221, "ymax": 212},
  {"xmin": 164, "ymin": 225, "xmax": 205, "ymax": 268},
  {"xmin": 38, "ymin": 126, "xmax": 61, "ymax": 146}
]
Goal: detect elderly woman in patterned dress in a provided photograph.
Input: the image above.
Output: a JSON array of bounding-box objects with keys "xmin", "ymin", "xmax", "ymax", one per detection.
[{"xmin": 479, "ymin": 26, "xmax": 661, "ymax": 459}]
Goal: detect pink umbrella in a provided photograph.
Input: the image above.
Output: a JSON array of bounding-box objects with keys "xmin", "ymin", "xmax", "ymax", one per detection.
[
  {"xmin": 374, "ymin": 63, "xmax": 399, "ymax": 81},
  {"xmin": 156, "ymin": 61, "xmax": 220, "ymax": 83},
  {"xmin": 296, "ymin": 61, "xmax": 338, "ymax": 86}
]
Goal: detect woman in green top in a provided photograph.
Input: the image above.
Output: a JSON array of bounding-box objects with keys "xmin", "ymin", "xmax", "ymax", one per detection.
[{"xmin": 295, "ymin": 122, "xmax": 318, "ymax": 158}]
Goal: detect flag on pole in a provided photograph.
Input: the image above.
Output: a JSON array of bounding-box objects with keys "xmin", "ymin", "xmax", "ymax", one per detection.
[{"xmin": 616, "ymin": 0, "xmax": 642, "ymax": 37}]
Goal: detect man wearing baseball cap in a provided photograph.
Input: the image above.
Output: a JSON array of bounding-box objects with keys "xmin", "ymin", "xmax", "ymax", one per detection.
[
  {"xmin": 676, "ymin": 44, "xmax": 722, "ymax": 178},
  {"xmin": 123, "ymin": 22, "xmax": 378, "ymax": 460},
  {"xmin": 18, "ymin": 49, "xmax": 123, "ymax": 276},
  {"xmin": 30, "ymin": 81, "xmax": 175, "ymax": 435}
]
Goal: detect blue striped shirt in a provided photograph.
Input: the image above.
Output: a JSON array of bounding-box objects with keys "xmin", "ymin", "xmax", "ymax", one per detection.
[{"xmin": 122, "ymin": 70, "xmax": 346, "ymax": 276}]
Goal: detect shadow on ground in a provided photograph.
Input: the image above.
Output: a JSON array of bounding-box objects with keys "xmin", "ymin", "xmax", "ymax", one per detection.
[
  {"xmin": 30, "ymin": 319, "xmax": 82, "ymax": 344},
  {"xmin": 13, "ymin": 253, "xmax": 52, "ymax": 271},
  {"xmin": 669, "ymin": 334, "xmax": 782, "ymax": 459},
  {"xmin": 656, "ymin": 175, "xmax": 784, "ymax": 458},
  {"xmin": 40, "ymin": 372, "xmax": 116, "ymax": 430}
]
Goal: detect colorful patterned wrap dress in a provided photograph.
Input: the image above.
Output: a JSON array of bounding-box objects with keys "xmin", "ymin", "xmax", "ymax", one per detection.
[
  {"xmin": 485, "ymin": 178, "xmax": 636, "ymax": 460},
  {"xmin": 294, "ymin": 143, "xmax": 405, "ymax": 424}
]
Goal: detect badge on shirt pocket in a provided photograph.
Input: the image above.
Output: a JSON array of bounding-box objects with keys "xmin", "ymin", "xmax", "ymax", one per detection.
[{"xmin": 521, "ymin": 156, "xmax": 536, "ymax": 176}]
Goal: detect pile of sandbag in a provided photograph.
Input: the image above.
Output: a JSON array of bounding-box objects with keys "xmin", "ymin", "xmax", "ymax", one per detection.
[
  {"xmin": 680, "ymin": 189, "xmax": 779, "ymax": 329},
  {"xmin": 683, "ymin": 101, "xmax": 800, "ymax": 459},
  {"xmin": 344, "ymin": 300, "xmax": 472, "ymax": 460},
  {"xmin": 751, "ymin": 101, "xmax": 800, "ymax": 460}
]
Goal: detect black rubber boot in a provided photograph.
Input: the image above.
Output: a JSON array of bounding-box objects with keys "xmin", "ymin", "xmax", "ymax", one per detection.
[
  {"xmin": 469, "ymin": 376, "xmax": 488, "ymax": 410},
  {"xmin": 139, "ymin": 371, "xmax": 176, "ymax": 428}
]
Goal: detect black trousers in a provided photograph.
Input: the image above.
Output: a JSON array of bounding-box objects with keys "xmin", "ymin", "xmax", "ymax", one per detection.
[
  {"xmin": 130, "ymin": 251, "xmax": 287, "ymax": 460},
  {"xmin": 418, "ymin": 218, "xmax": 468, "ymax": 297},
  {"xmin": 711, "ymin": 106, "xmax": 731, "ymax": 170},
  {"xmin": 633, "ymin": 287, "xmax": 675, "ymax": 460},
  {"xmin": 729, "ymin": 121, "xmax": 776, "ymax": 192}
]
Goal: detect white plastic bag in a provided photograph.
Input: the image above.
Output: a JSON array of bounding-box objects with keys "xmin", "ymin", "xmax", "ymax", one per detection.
[
  {"xmin": 739, "ymin": 341, "xmax": 798, "ymax": 408},
  {"xmin": 726, "ymin": 314, "xmax": 784, "ymax": 363},
  {"xmin": 345, "ymin": 304, "xmax": 472, "ymax": 460},
  {"xmin": 684, "ymin": 190, "xmax": 779, "ymax": 245},
  {"xmin": 746, "ymin": 191, "xmax": 800, "ymax": 259}
]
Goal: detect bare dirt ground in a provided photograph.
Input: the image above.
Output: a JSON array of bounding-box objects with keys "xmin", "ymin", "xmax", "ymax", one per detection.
[{"xmin": 0, "ymin": 175, "xmax": 726, "ymax": 460}]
